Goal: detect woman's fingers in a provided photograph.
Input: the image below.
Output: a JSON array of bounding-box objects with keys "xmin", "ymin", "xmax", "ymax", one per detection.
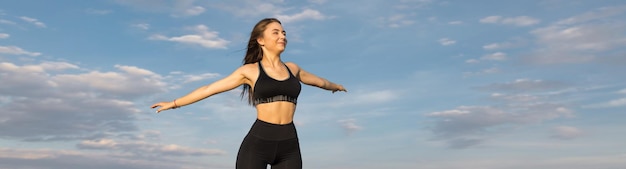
[
  {"xmin": 151, "ymin": 102, "xmax": 165, "ymax": 109},
  {"xmin": 151, "ymin": 102, "xmax": 168, "ymax": 113}
]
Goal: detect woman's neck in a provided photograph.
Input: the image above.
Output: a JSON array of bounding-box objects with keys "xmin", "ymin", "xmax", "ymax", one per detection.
[{"xmin": 262, "ymin": 54, "xmax": 282, "ymax": 68}]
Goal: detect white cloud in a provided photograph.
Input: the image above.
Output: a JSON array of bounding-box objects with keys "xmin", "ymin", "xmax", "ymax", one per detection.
[
  {"xmin": 490, "ymin": 93, "xmax": 540, "ymax": 103},
  {"xmin": 427, "ymin": 104, "xmax": 573, "ymax": 148},
  {"xmin": 0, "ymin": 33, "xmax": 9, "ymax": 39},
  {"xmin": 85, "ymin": 8, "xmax": 113, "ymax": 15},
  {"xmin": 481, "ymin": 52, "xmax": 507, "ymax": 61},
  {"xmin": 37, "ymin": 61, "xmax": 80, "ymax": 71},
  {"xmin": 480, "ymin": 15, "xmax": 540, "ymax": 26},
  {"xmin": 132, "ymin": 23, "xmax": 150, "ymax": 30},
  {"xmin": 149, "ymin": 25, "xmax": 229, "ymax": 49},
  {"xmin": 349, "ymin": 90, "xmax": 397, "ymax": 105},
  {"xmin": 0, "ymin": 45, "xmax": 42, "ymax": 56},
  {"xmin": 428, "ymin": 78, "xmax": 574, "ymax": 148},
  {"xmin": 308, "ymin": 0, "xmax": 327, "ymax": 4},
  {"xmin": 0, "ymin": 61, "xmax": 167, "ymax": 141},
  {"xmin": 182, "ymin": 72, "xmax": 220, "ymax": 83},
  {"xmin": 213, "ymin": 1, "xmax": 329, "ymax": 24},
  {"xmin": 605, "ymin": 98, "xmax": 626, "ymax": 107},
  {"xmin": 394, "ymin": 0, "xmax": 434, "ymax": 9},
  {"xmin": 619, "ymin": 89, "xmax": 626, "ymax": 94},
  {"xmin": 114, "ymin": 0, "xmax": 205, "ymax": 17},
  {"xmin": 448, "ymin": 21, "xmax": 463, "ymax": 25},
  {"xmin": 465, "ymin": 59, "xmax": 479, "ymax": 64},
  {"xmin": 501, "ymin": 16, "xmax": 541, "ymax": 26},
  {"xmin": 526, "ymin": 6, "xmax": 626, "ymax": 64},
  {"xmin": 213, "ymin": 1, "xmax": 285, "ymax": 17},
  {"xmin": 77, "ymin": 139, "xmax": 226, "ymax": 156},
  {"xmin": 276, "ymin": 9, "xmax": 327, "ymax": 23},
  {"xmin": 478, "ymin": 78, "xmax": 565, "ymax": 92},
  {"xmin": 173, "ymin": 6, "xmax": 205, "ymax": 17},
  {"xmin": 550, "ymin": 126, "xmax": 584, "ymax": 140},
  {"xmin": 556, "ymin": 5, "xmax": 626, "ymax": 25},
  {"xmin": 337, "ymin": 119, "xmax": 362, "ymax": 135},
  {"xmin": 585, "ymin": 97, "xmax": 626, "ymax": 108},
  {"xmin": 184, "ymin": 6, "xmax": 205, "ymax": 16},
  {"xmin": 53, "ymin": 65, "xmax": 166, "ymax": 98},
  {"xmin": 380, "ymin": 14, "xmax": 415, "ymax": 28},
  {"xmin": 483, "ymin": 43, "xmax": 502, "ymax": 50},
  {"xmin": 19, "ymin": 16, "xmax": 46, "ymax": 28},
  {"xmin": 482, "ymin": 39, "xmax": 526, "ymax": 50},
  {"xmin": 0, "ymin": 19, "xmax": 16, "ymax": 25},
  {"xmin": 0, "ymin": 147, "xmax": 222, "ymax": 169},
  {"xmin": 438, "ymin": 38, "xmax": 456, "ymax": 46},
  {"xmin": 480, "ymin": 15, "xmax": 502, "ymax": 23},
  {"xmin": 463, "ymin": 67, "xmax": 500, "ymax": 77}
]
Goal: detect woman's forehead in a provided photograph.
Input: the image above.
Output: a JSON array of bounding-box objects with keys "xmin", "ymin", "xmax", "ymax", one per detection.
[{"xmin": 266, "ymin": 22, "xmax": 284, "ymax": 31}]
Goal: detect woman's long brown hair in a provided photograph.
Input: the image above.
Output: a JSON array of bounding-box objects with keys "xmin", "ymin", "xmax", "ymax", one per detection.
[{"xmin": 241, "ymin": 18, "xmax": 282, "ymax": 105}]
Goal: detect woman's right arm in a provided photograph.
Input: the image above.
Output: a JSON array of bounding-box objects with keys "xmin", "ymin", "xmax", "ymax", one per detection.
[{"xmin": 151, "ymin": 65, "xmax": 252, "ymax": 113}]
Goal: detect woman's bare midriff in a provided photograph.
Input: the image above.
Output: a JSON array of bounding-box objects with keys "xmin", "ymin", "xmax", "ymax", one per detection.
[{"xmin": 255, "ymin": 101, "xmax": 297, "ymax": 125}]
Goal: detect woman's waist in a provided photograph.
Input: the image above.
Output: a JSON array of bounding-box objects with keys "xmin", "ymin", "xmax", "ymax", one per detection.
[
  {"xmin": 255, "ymin": 102, "xmax": 296, "ymax": 124},
  {"xmin": 248, "ymin": 118, "xmax": 298, "ymax": 140}
]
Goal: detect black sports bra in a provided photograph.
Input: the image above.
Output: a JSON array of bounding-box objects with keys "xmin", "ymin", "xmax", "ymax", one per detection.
[{"xmin": 252, "ymin": 62, "xmax": 301, "ymax": 106}]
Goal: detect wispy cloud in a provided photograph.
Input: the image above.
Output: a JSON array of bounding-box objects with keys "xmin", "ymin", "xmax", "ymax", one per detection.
[
  {"xmin": 463, "ymin": 67, "xmax": 500, "ymax": 77},
  {"xmin": 149, "ymin": 25, "xmax": 230, "ymax": 49},
  {"xmin": 477, "ymin": 78, "xmax": 565, "ymax": 92},
  {"xmin": 172, "ymin": 4, "xmax": 205, "ymax": 17},
  {"xmin": 380, "ymin": 14, "xmax": 415, "ymax": 28},
  {"xmin": 77, "ymin": 139, "xmax": 226, "ymax": 156},
  {"xmin": 337, "ymin": 119, "xmax": 363, "ymax": 135},
  {"xmin": 181, "ymin": 72, "xmax": 221, "ymax": 83},
  {"xmin": 483, "ymin": 38, "xmax": 527, "ymax": 50},
  {"xmin": 85, "ymin": 8, "xmax": 113, "ymax": 15},
  {"xmin": 438, "ymin": 38, "xmax": 456, "ymax": 46},
  {"xmin": 212, "ymin": 1, "xmax": 329, "ymax": 23},
  {"xmin": 526, "ymin": 6, "xmax": 626, "ymax": 64},
  {"xmin": 584, "ymin": 97, "xmax": 626, "ymax": 108},
  {"xmin": 113, "ymin": 0, "xmax": 205, "ymax": 17},
  {"xmin": 550, "ymin": 126, "xmax": 584, "ymax": 140},
  {"xmin": 448, "ymin": 21, "xmax": 463, "ymax": 25},
  {"xmin": 276, "ymin": 9, "xmax": 328, "ymax": 23},
  {"xmin": 0, "ymin": 45, "xmax": 42, "ymax": 56},
  {"xmin": 19, "ymin": 16, "xmax": 46, "ymax": 28},
  {"xmin": 465, "ymin": 52, "xmax": 508, "ymax": 64},
  {"xmin": 480, "ymin": 15, "xmax": 540, "ymax": 26},
  {"xmin": 428, "ymin": 78, "xmax": 574, "ymax": 148},
  {"xmin": 0, "ymin": 33, "xmax": 9, "ymax": 39},
  {"xmin": 427, "ymin": 104, "xmax": 573, "ymax": 148},
  {"xmin": 346, "ymin": 90, "xmax": 398, "ymax": 105},
  {"xmin": 0, "ymin": 147, "xmax": 220, "ymax": 169},
  {"xmin": 0, "ymin": 61, "xmax": 166, "ymax": 141},
  {"xmin": 131, "ymin": 23, "xmax": 150, "ymax": 30},
  {"xmin": 481, "ymin": 52, "xmax": 507, "ymax": 61}
]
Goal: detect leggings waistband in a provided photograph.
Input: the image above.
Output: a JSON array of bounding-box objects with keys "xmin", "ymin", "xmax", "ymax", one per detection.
[{"xmin": 247, "ymin": 119, "xmax": 298, "ymax": 141}]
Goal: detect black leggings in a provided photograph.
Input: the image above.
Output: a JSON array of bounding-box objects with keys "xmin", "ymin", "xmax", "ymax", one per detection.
[{"xmin": 236, "ymin": 119, "xmax": 302, "ymax": 169}]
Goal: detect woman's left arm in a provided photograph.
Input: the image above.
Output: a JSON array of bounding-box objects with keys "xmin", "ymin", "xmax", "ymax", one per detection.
[{"xmin": 289, "ymin": 62, "xmax": 347, "ymax": 93}]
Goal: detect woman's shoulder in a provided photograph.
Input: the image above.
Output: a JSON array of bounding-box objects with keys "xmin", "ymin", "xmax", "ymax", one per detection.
[
  {"xmin": 234, "ymin": 63, "xmax": 259, "ymax": 75},
  {"xmin": 284, "ymin": 62, "xmax": 301, "ymax": 73},
  {"xmin": 241, "ymin": 62, "xmax": 263, "ymax": 69}
]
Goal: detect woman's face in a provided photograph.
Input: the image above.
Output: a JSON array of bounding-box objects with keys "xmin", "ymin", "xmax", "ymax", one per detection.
[{"xmin": 258, "ymin": 22, "xmax": 287, "ymax": 53}]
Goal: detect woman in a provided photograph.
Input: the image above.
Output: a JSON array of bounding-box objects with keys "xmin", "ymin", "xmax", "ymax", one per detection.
[{"xmin": 151, "ymin": 18, "xmax": 347, "ymax": 169}]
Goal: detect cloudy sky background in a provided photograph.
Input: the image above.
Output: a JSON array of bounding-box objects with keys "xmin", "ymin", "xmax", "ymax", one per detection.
[{"xmin": 1, "ymin": 0, "xmax": 626, "ymax": 168}]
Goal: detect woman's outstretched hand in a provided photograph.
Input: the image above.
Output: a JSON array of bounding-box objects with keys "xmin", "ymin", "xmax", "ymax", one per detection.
[
  {"xmin": 151, "ymin": 101, "xmax": 177, "ymax": 113},
  {"xmin": 332, "ymin": 84, "xmax": 347, "ymax": 93}
]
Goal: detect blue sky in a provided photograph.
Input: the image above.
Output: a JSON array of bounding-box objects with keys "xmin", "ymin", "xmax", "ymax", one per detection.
[{"xmin": 1, "ymin": 0, "xmax": 626, "ymax": 168}]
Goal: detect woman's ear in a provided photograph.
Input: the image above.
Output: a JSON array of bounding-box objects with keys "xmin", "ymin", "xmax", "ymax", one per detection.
[{"xmin": 257, "ymin": 37, "xmax": 264, "ymax": 46}]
